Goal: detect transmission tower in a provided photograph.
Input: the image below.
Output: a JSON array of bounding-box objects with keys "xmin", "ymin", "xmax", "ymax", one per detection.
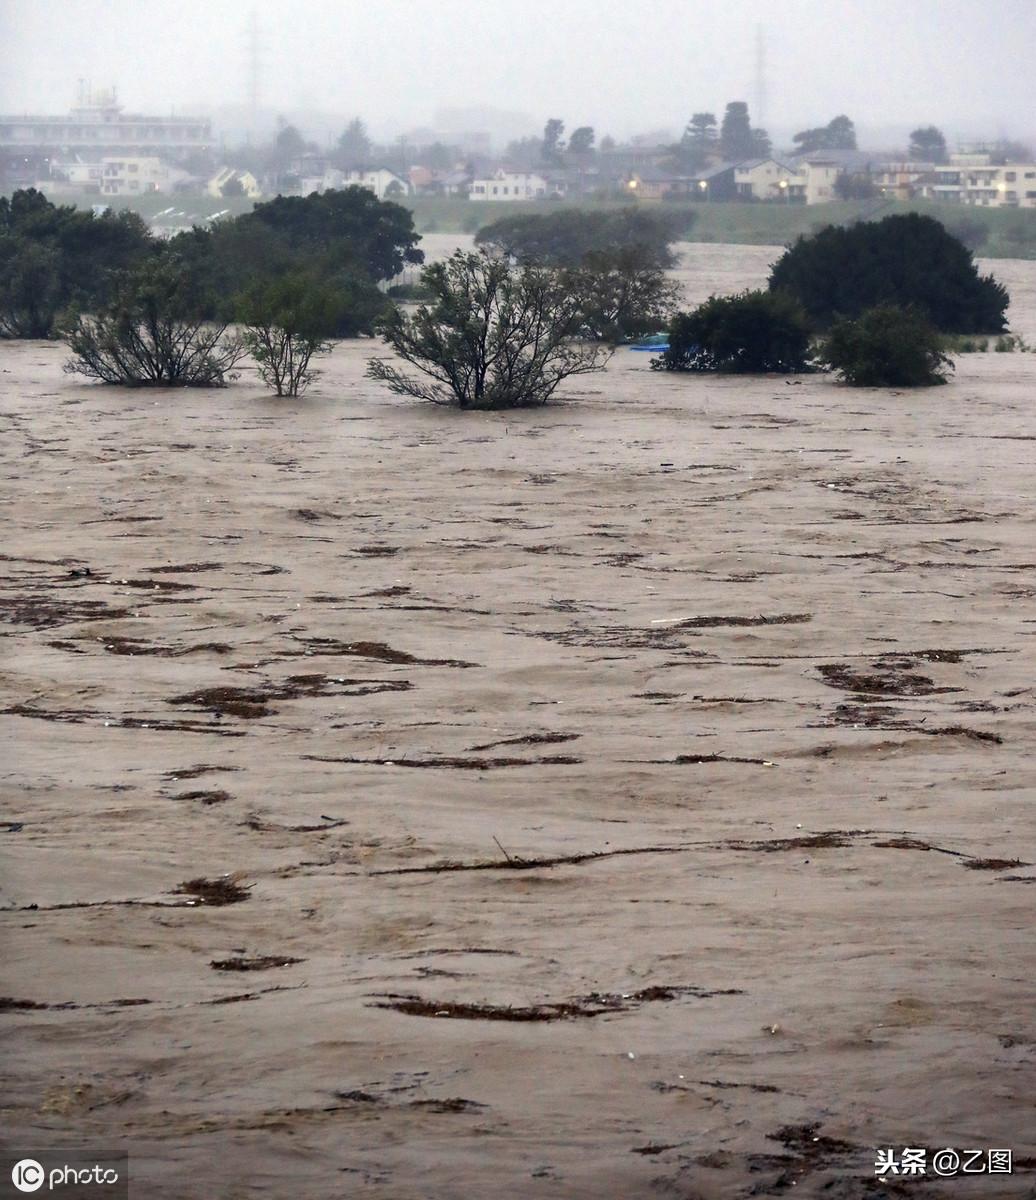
[
  {"xmin": 754, "ymin": 24, "xmax": 768, "ymax": 132},
  {"xmin": 246, "ymin": 8, "xmax": 261, "ymax": 143}
]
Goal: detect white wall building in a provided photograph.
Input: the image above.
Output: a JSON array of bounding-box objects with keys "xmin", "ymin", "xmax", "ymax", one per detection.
[
  {"xmin": 469, "ymin": 170, "xmax": 556, "ymax": 201},
  {"xmin": 801, "ymin": 159, "xmax": 842, "ymax": 205},
  {"xmin": 99, "ymin": 155, "xmax": 175, "ymax": 195},
  {"xmin": 207, "ymin": 167, "xmax": 262, "ymax": 199},
  {"xmin": 734, "ymin": 158, "xmax": 804, "ymax": 201},
  {"xmin": 342, "ymin": 167, "xmax": 410, "ymax": 199},
  {"xmin": 922, "ymin": 154, "xmax": 1036, "ymax": 208}
]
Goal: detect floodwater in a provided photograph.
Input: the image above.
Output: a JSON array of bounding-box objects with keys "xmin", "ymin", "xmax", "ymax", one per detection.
[{"xmin": 2, "ymin": 245, "xmax": 1035, "ymax": 1198}]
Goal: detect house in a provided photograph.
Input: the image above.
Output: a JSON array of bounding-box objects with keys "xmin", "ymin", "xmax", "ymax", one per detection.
[
  {"xmin": 39, "ymin": 157, "xmax": 105, "ymax": 195},
  {"xmin": 624, "ymin": 167, "xmax": 694, "ymax": 200},
  {"xmin": 690, "ymin": 162, "xmax": 738, "ymax": 201},
  {"xmin": 440, "ymin": 169, "xmax": 472, "ymax": 197},
  {"xmin": 734, "ymin": 158, "xmax": 805, "ymax": 202},
  {"xmin": 206, "ymin": 167, "xmax": 262, "ymax": 200},
  {"xmin": 800, "ymin": 159, "xmax": 842, "ymax": 205},
  {"xmin": 99, "ymin": 156, "xmax": 177, "ymax": 196},
  {"xmin": 469, "ymin": 169, "xmax": 561, "ymax": 201},
  {"xmin": 408, "ymin": 166, "xmax": 472, "ymax": 198},
  {"xmin": 343, "ymin": 167, "xmax": 410, "ymax": 199},
  {"xmin": 921, "ymin": 154, "xmax": 1036, "ymax": 208},
  {"xmin": 871, "ymin": 161, "xmax": 934, "ymax": 201}
]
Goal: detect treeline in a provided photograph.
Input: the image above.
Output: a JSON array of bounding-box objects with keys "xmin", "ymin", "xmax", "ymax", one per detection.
[
  {"xmin": 1, "ymin": 188, "xmax": 1012, "ymax": 399},
  {"xmin": 0, "ymin": 185, "xmax": 423, "ymax": 342}
]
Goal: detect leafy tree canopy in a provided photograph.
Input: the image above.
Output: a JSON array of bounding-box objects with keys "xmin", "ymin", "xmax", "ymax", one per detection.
[
  {"xmin": 768, "ymin": 213, "xmax": 1008, "ymax": 333},
  {"xmin": 474, "ymin": 207, "xmax": 691, "ymax": 270},
  {"xmin": 367, "ymin": 250, "xmax": 610, "ymax": 409},
  {"xmin": 793, "ymin": 114, "xmax": 857, "ymax": 153},
  {"xmin": 654, "ymin": 290, "xmax": 813, "ymax": 374},
  {"xmin": 908, "ymin": 125, "xmax": 948, "ymax": 164},
  {"xmin": 821, "ymin": 304, "xmax": 952, "ymax": 387},
  {"xmin": 240, "ymin": 186, "xmax": 423, "ymax": 281}
]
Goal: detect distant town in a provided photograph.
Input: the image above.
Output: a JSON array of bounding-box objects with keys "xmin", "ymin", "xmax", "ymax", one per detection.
[{"xmin": 2, "ymin": 86, "xmax": 1034, "ymax": 240}]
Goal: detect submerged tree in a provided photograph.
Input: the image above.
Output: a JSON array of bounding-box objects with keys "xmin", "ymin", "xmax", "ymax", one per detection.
[
  {"xmin": 238, "ymin": 273, "xmax": 344, "ymax": 397},
  {"xmin": 768, "ymin": 213, "xmax": 1009, "ymax": 332},
  {"xmin": 0, "ymin": 189, "xmax": 153, "ymax": 338},
  {"xmin": 64, "ymin": 260, "xmax": 242, "ymax": 387},
  {"xmin": 564, "ymin": 247, "xmax": 680, "ymax": 343},
  {"xmin": 0, "ymin": 240, "xmax": 62, "ymax": 338},
  {"xmin": 655, "ymin": 290, "xmax": 813, "ymax": 374},
  {"xmin": 366, "ymin": 251, "xmax": 611, "ymax": 409},
  {"xmin": 821, "ymin": 304, "xmax": 952, "ymax": 387},
  {"xmin": 475, "ymin": 207, "xmax": 689, "ymax": 270}
]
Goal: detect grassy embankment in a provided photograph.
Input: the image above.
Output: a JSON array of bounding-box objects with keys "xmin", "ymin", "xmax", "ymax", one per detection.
[{"xmin": 26, "ymin": 189, "xmax": 1036, "ymax": 259}]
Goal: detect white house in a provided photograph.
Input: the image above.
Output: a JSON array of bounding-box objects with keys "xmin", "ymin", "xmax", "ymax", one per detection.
[
  {"xmin": 99, "ymin": 156, "xmax": 176, "ymax": 196},
  {"xmin": 734, "ymin": 158, "xmax": 804, "ymax": 201},
  {"xmin": 469, "ymin": 170, "xmax": 559, "ymax": 201},
  {"xmin": 38, "ymin": 158, "xmax": 104, "ymax": 195},
  {"xmin": 206, "ymin": 166, "xmax": 262, "ymax": 200},
  {"xmin": 342, "ymin": 167, "xmax": 410, "ymax": 199},
  {"xmin": 801, "ymin": 159, "xmax": 842, "ymax": 205},
  {"xmin": 921, "ymin": 154, "xmax": 1036, "ymax": 208}
]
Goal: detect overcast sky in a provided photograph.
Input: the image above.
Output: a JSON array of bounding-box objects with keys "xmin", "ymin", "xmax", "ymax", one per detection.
[{"xmin": 1, "ymin": 0, "xmax": 1033, "ymax": 146}]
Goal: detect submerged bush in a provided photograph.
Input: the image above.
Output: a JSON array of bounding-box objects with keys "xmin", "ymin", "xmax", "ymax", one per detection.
[
  {"xmin": 63, "ymin": 261, "xmax": 243, "ymax": 387},
  {"xmin": 769, "ymin": 213, "xmax": 1008, "ymax": 332},
  {"xmin": 820, "ymin": 304, "xmax": 952, "ymax": 387},
  {"xmin": 474, "ymin": 207, "xmax": 690, "ymax": 270},
  {"xmin": 366, "ymin": 250, "xmax": 610, "ymax": 409},
  {"xmin": 654, "ymin": 290, "xmax": 813, "ymax": 374},
  {"xmin": 238, "ymin": 273, "xmax": 345, "ymax": 397},
  {"xmin": 564, "ymin": 247, "xmax": 681, "ymax": 343},
  {"xmin": 1, "ymin": 188, "xmax": 154, "ymax": 338}
]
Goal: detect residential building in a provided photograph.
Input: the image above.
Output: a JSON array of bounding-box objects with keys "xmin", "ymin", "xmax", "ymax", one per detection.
[
  {"xmin": 801, "ymin": 159, "xmax": 842, "ymax": 205},
  {"xmin": 871, "ymin": 161, "xmax": 934, "ymax": 201},
  {"xmin": 690, "ymin": 162, "xmax": 738, "ymax": 201},
  {"xmin": 99, "ymin": 156, "xmax": 176, "ymax": 195},
  {"xmin": 40, "ymin": 157, "xmax": 105, "ymax": 194},
  {"xmin": 342, "ymin": 167, "xmax": 410, "ymax": 199},
  {"xmin": 734, "ymin": 158, "xmax": 805, "ymax": 201},
  {"xmin": 625, "ymin": 168, "xmax": 694, "ymax": 200},
  {"xmin": 469, "ymin": 169, "xmax": 560, "ymax": 201},
  {"xmin": 920, "ymin": 153, "xmax": 1036, "ymax": 207},
  {"xmin": 206, "ymin": 167, "xmax": 262, "ymax": 200}
]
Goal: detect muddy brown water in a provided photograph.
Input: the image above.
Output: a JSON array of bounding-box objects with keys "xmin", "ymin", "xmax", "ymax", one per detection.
[{"xmin": 1, "ymin": 244, "xmax": 1035, "ymax": 1198}]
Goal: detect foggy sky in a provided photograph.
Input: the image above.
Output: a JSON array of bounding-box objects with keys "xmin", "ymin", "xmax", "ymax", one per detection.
[{"xmin": 1, "ymin": 0, "xmax": 1033, "ymax": 147}]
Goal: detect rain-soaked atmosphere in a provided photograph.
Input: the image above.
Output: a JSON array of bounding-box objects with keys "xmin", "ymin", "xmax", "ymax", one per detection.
[{"xmin": 1, "ymin": 2, "xmax": 1035, "ymax": 1197}]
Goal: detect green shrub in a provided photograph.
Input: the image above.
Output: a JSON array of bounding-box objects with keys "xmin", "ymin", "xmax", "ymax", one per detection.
[
  {"xmin": 654, "ymin": 289, "xmax": 813, "ymax": 374},
  {"xmin": 238, "ymin": 272, "xmax": 345, "ymax": 397},
  {"xmin": 769, "ymin": 212, "xmax": 1008, "ymax": 332},
  {"xmin": 563, "ymin": 247, "xmax": 680, "ymax": 343},
  {"xmin": 1, "ymin": 188, "xmax": 154, "ymax": 338},
  {"xmin": 386, "ymin": 281, "xmax": 434, "ymax": 302},
  {"xmin": 820, "ymin": 304, "xmax": 952, "ymax": 387},
  {"xmin": 994, "ymin": 333, "xmax": 1033, "ymax": 352},
  {"xmin": 63, "ymin": 260, "xmax": 242, "ymax": 387},
  {"xmin": 475, "ymin": 207, "xmax": 690, "ymax": 269},
  {"xmin": 367, "ymin": 250, "xmax": 610, "ymax": 409}
]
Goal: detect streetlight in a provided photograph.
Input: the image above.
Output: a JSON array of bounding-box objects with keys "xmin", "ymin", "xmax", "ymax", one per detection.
[
  {"xmin": 699, "ymin": 178, "xmax": 708, "ymax": 202},
  {"xmin": 779, "ymin": 178, "xmax": 788, "ymax": 205}
]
